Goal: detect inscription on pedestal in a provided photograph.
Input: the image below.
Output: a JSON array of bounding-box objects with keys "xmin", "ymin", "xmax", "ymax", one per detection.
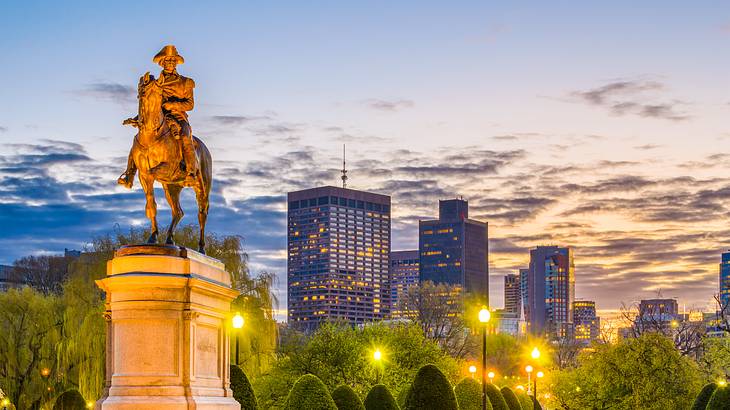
[
  {"xmin": 114, "ymin": 319, "xmax": 179, "ymax": 377},
  {"xmin": 195, "ymin": 325, "xmax": 220, "ymax": 378}
]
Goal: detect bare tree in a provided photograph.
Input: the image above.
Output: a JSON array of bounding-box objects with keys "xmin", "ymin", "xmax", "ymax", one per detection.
[
  {"xmin": 713, "ymin": 294, "xmax": 729, "ymax": 335},
  {"xmin": 619, "ymin": 301, "xmax": 704, "ymax": 358},
  {"xmin": 10, "ymin": 255, "xmax": 74, "ymax": 295}
]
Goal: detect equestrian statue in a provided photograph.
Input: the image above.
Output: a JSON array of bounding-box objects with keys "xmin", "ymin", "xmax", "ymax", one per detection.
[{"xmin": 118, "ymin": 45, "xmax": 212, "ymax": 253}]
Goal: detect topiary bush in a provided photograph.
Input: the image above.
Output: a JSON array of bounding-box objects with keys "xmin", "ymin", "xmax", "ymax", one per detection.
[
  {"xmin": 515, "ymin": 391, "xmax": 532, "ymax": 410},
  {"xmin": 396, "ymin": 384, "xmax": 411, "ymax": 409},
  {"xmin": 405, "ymin": 364, "xmax": 458, "ymax": 410},
  {"xmin": 454, "ymin": 378, "xmax": 490, "ymax": 410},
  {"xmin": 332, "ymin": 385, "xmax": 365, "ymax": 410},
  {"xmin": 53, "ymin": 390, "xmax": 87, "ymax": 410},
  {"xmin": 230, "ymin": 365, "xmax": 258, "ymax": 410},
  {"xmin": 706, "ymin": 385, "xmax": 730, "ymax": 410},
  {"xmin": 500, "ymin": 387, "xmax": 522, "ymax": 410},
  {"xmin": 283, "ymin": 374, "xmax": 338, "ymax": 410},
  {"xmin": 692, "ymin": 383, "xmax": 717, "ymax": 410},
  {"xmin": 364, "ymin": 384, "xmax": 399, "ymax": 410},
  {"xmin": 485, "ymin": 383, "xmax": 509, "ymax": 410}
]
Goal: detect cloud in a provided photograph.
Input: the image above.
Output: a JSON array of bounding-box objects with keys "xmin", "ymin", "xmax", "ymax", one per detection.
[
  {"xmin": 0, "ymin": 126, "xmax": 7, "ymax": 133},
  {"xmin": 209, "ymin": 115, "xmax": 273, "ymax": 126},
  {"xmin": 75, "ymin": 82, "xmax": 136, "ymax": 103},
  {"xmin": 362, "ymin": 98, "xmax": 415, "ymax": 112},
  {"xmin": 571, "ymin": 79, "xmax": 690, "ymax": 121},
  {"xmin": 634, "ymin": 144, "xmax": 661, "ymax": 150}
]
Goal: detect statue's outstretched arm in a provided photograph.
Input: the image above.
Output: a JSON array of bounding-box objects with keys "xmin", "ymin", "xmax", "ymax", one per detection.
[{"xmin": 123, "ymin": 115, "xmax": 140, "ymax": 128}]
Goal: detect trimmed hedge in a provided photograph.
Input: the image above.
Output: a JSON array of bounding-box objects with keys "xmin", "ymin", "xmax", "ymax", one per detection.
[
  {"xmin": 53, "ymin": 390, "xmax": 86, "ymax": 410},
  {"xmin": 283, "ymin": 374, "xmax": 338, "ymax": 410},
  {"xmin": 692, "ymin": 383, "xmax": 717, "ymax": 410},
  {"xmin": 500, "ymin": 387, "xmax": 522, "ymax": 410},
  {"xmin": 364, "ymin": 384, "xmax": 399, "ymax": 410},
  {"xmin": 454, "ymin": 378, "xmax": 490, "ymax": 410},
  {"xmin": 332, "ymin": 385, "xmax": 365, "ymax": 410},
  {"xmin": 707, "ymin": 385, "xmax": 730, "ymax": 410},
  {"xmin": 405, "ymin": 364, "xmax": 458, "ymax": 410},
  {"xmin": 485, "ymin": 383, "xmax": 509, "ymax": 410},
  {"xmin": 230, "ymin": 365, "xmax": 258, "ymax": 410},
  {"xmin": 396, "ymin": 384, "xmax": 411, "ymax": 409},
  {"xmin": 515, "ymin": 392, "xmax": 533, "ymax": 410}
]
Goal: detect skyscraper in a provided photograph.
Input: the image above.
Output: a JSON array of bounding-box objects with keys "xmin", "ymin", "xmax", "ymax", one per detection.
[
  {"xmin": 504, "ymin": 273, "xmax": 521, "ymax": 315},
  {"xmin": 390, "ymin": 250, "xmax": 419, "ymax": 319},
  {"xmin": 573, "ymin": 300, "xmax": 600, "ymax": 345},
  {"xmin": 720, "ymin": 251, "xmax": 730, "ymax": 309},
  {"xmin": 418, "ymin": 199, "xmax": 489, "ymax": 306},
  {"xmin": 525, "ymin": 246, "xmax": 575, "ymax": 338},
  {"xmin": 287, "ymin": 186, "xmax": 391, "ymax": 330}
]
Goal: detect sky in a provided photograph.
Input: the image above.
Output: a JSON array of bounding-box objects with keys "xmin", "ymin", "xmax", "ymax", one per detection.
[{"xmin": 1, "ymin": 1, "xmax": 729, "ymax": 321}]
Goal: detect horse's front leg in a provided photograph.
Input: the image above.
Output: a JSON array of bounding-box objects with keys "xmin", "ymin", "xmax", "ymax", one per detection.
[
  {"xmin": 139, "ymin": 173, "xmax": 158, "ymax": 243},
  {"xmin": 163, "ymin": 184, "xmax": 184, "ymax": 245}
]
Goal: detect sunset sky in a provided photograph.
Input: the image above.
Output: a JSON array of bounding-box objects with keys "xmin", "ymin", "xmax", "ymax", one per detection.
[{"xmin": 2, "ymin": 1, "xmax": 729, "ymax": 320}]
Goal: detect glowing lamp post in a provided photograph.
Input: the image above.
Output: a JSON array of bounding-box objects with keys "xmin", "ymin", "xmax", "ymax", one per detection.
[
  {"xmin": 373, "ymin": 348, "xmax": 383, "ymax": 383},
  {"xmin": 525, "ymin": 365, "xmax": 533, "ymax": 395},
  {"xmin": 478, "ymin": 307, "xmax": 491, "ymax": 410},
  {"xmin": 469, "ymin": 365, "xmax": 477, "ymax": 379},
  {"xmin": 488, "ymin": 371, "xmax": 495, "ymax": 384},
  {"xmin": 535, "ymin": 371, "xmax": 544, "ymax": 399},
  {"xmin": 232, "ymin": 312, "xmax": 244, "ymax": 365},
  {"xmin": 531, "ymin": 347, "xmax": 541, "ymax": 360}
]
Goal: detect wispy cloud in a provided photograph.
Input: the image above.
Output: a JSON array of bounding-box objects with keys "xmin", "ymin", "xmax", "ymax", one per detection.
[
  {"xmin": 75, "ymin": 82, "xmax": 136, "ymax": 104},
  {"xmin": 362, "ymin": 98, "xmax": 415, "ymax": 112}
]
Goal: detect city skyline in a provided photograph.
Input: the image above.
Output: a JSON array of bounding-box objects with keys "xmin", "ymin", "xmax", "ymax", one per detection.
[{"xmin": 2, "ymin": 2, "xmax": 730, "ymax": 321}]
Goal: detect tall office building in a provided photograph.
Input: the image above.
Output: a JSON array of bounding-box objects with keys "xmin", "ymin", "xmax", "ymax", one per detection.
[
  {"xmin": 419, "ymin": 199, "xmax": 489, "ymax": 306},
  {"xmin": 638, "ymin": 298, "xmax": 678, "ymax": 319},
  {"xmin": 720, "ymin": 251, "xmax": 730, "ymax": 309},
  {"xmin": 525, "ymin": 246, "xmax": 575, "ymax": 338},
  {"xmin": 287, "ymin": 186, "xmax": 391, "ymax": 330},
  {"xmin": 573, "ymin": 300, "xmax": 600, "ymax": 345},
  {"xmin": 504, "ymin": 273, "xmax": 521, "ymax": 315},
  {"xmin": 390, "ymin": 250, "xmax": 419, "ymax": 319}
]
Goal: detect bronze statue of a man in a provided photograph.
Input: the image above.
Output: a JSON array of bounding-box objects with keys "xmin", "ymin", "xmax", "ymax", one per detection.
[{"xmin": 118, "ymin": 45, "xmax": 198, "ymax": 188}]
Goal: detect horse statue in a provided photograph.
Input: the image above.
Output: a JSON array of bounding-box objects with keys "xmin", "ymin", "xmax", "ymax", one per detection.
[{"xmin": 125, "ymin": 72, "xmax": 212, "ymax": 253}]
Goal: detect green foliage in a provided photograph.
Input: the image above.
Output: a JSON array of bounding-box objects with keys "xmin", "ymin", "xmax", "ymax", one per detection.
[
  {"xmin": 52, "ymin": 390, "xmax": 87, "ymax": 410},
  {"xmin": 255, "ymin": 322, "xmax": 460, "ymax": 409},
  {"xmin": 396, "ymin": 384, "xmax": 410, "ymax": 409},
  {"xmin": 331, "ymin": 385, "xmax": 365, "ymax": 410},
  {"xmin": 699, "ymin": 337, "xmax": 730, "ymax": 381},
  {"xmin": 485, "ymin": 383, "xmax": 509, "ymax": 410},
  {"xmin": 283, "ymin": 374, "xmax": 338, "ymax": 410},
  {"xmin": 454, "ymin": 378, "xmax": 489, "ymax": 410},
  {"xmin": 530, "ymin": 396, "xmax": 542, "ymax": 410},
  {"xmin": 515, "ymin": 391, "xmax": 533, "ymax": 410},
  {"xmin": 706, "ymin": 385, "xmax": 730, "ymax": 410},
  {"xmin": 551, "ymin": 333, "xmax": 702, "ymax": 410},
  {"xmin": 405, "ymin": 364, "xmax": 457, "ymax": 410},
  {"xmin": 230, "ymin": 365, "xmax": 258, "ymax": 410},
  {"xmin": 691, "ymin": 383, "xmax": 717, "ymax": 410},
  {"xmin": 500, "ymin": 387, "xmax": 522, "ymax": 410},
  {"xmin": 363, "ymin": 384, "xmax": 398, "ymax": 410}
]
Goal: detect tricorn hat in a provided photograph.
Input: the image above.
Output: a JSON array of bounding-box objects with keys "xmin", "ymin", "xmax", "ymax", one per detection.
[{"xmin": 153, "ymin": 45, "xmax": 184, "ymax": 65}]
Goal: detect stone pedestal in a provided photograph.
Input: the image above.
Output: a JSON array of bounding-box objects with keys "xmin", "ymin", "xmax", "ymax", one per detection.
[{"xmin": 95, "ymin": 245, "xmax": 240, "ymax": 410}]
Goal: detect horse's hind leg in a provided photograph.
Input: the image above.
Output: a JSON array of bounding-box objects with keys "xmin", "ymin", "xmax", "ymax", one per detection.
[
  {"xmin": 163, "ymin": 184, "xmax": 184, "ymax": 245},
  {"xmin": 139, "ymin": 173, "xmax": 158, "ymax": 243},
  {"xmin": 194, "ymin": 183, "xmax": 210, "ymax": 254}
]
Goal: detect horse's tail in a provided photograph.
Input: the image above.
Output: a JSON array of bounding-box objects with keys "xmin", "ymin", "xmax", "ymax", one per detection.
[{"xmin": 194, "ymin": 135, "xmax": 212, "ymax": 197}]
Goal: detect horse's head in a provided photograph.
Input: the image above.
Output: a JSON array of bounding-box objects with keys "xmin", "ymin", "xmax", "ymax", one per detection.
[{"xmin": 137, "ymin": 72, "xmax": 164, "ymax": 131}]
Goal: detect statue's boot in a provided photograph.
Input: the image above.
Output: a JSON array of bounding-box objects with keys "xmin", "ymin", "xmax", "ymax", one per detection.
[
  {"xmin": 117, "ymin": 168, "xmax": 136, "ymax": 189},
  {"xmin": 181, "ymin": 137, "xmax": 198, "ymax": 177}
]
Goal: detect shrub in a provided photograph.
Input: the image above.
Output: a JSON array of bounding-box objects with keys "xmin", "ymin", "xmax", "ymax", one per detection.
[
  {"xmin": 332, "ymin": 385, "xmax": 365, "ymax": 410},
  {"xmin": 454, "ymin": 378, "xmax": 489, "ymax": 410},
  {"xmin": 283, "ymin": 374, "xmax": 338, "ymax": 410},
  {"xmin": 706, "ymin": 385, "xmax": 730, "ymax": 410},
  {"xmin": 515, "ymin": 391, "xmax": 532, "ymax": 410},
  {"xmin": 500, "ymin": 387, "xmax": 522, "ymax": 410},
  {"xmin": 396, "ymin": 384, "xmax": 411, "ymax": 409},
  {"xmin": 531, "ymin": 396, "xmax": 542, "ymax": 410},
  {"xmin": 485, "ymin": 383, "xmax": 509, "ymax": 410},
  {"xmin": 53, "ymin": 390, "xmax": 87, "ymax": 410},
  {"xmin": 364, "ymin": 384, "xmax": 399, "ymax": 410},
  {"xmin": 405, "ymin": 364, "xmax": 458, "ymax": 410},
  {"xmin": 692, "ymin": 383, "xmax": 717, "ymax": 410},
  {"xmin": 230, "ymin": 365, "xmax": 258, "ymax": 410}
]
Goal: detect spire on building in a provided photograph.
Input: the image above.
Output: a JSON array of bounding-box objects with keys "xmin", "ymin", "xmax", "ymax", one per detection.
[{"xmin": 341, "ymin": 144, "xmax": 348, "ymax": 188}]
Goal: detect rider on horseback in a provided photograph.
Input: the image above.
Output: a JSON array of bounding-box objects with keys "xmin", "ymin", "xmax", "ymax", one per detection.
[{"xmin": 118, "ymin": 45, "xmax": 198, "ymax": 188}]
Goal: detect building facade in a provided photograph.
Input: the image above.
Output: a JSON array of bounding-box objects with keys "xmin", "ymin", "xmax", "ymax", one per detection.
[
  {"xmin": 418, "ymin": 199, "xmax": 489, "ymax": 307},
  {"xmin": 390, "ymin": 250, "xmax": 419, "ymax": 319},
  {"xmin": 504, "ymin": 273, "xmax": 521, "ymax": 315},
  {"xmin": 525, "ymin": 246, "xmax": 575, "ymax": 338},
  {"xmin": 573, "ymin": 300, "xmax": 600, "ymax": 345},
  {"xmin": 721, "ymin": 251, "xmax": 730, "ymax": 309},
  {"xmin": 287, "ymin": 186, "xmax": 391, "ymax": 330}
]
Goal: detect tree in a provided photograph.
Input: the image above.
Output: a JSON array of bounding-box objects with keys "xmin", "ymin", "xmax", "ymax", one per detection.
[
  {"xmin": 691, "ymin": 383, "xmax": 717, "ymax": 410},
  {"xmin": 363, "ymin": 384, "xmax": 398, "ymax": 410},
  {"xmin": 706, "ymin": 385, "xmax": 730, "ymax": 410},
  {"xmin": 52, "ymin": 390, "xmax": 87, "ymax": 410},
  {"xmin": 454, "ymin": 378, "xmax": 487, "ymax": 410},
  {"xmin": 484, "ymin": 383, "xmax": 508, "ymax": 410},
  {"xmin": 11, "ymin": 254, "xmax": 74, "ymax": 295},
  {"xmin": 332, "ymin": 385, "xmax": 365, "ymax": 410},
  {"xmin": 405, "ymin": 364, "xmax": 457, "ymax": 410},
  {"xmin": 230, "ymin": 365, "xmax": 258, "ymax": 410},
  {"xmin": 283, "ymin": 374, "xmax": 337, "ymax": 410},
  {"xmin": 551, "ymin": 333, "xmax": 702, "ymax": 409},
  {"xmin": 500, "ymin": 387, "xmax": 522, "ymax": 410},
  {"xmin": 698, "ymin": 337, "xmax": 730, "ymax": 381}
]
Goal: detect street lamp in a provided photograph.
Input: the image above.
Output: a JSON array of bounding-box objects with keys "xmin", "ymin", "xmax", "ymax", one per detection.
[
  {"xmin": 535, "ymin": 371, "xmax": 544, "ymax": 398},
  {"xmin": 531, "ymin": 347, "xmax": 541, "ymax": 360},
  {"xmin": 478, "ymin": 307, "xmax": 491, "ymax": 410},
  {"xmin": 469, "ymin": 365, "xmax": 477, "ymax": 379},
  {"xmin": 525, "ymin": 365, "xmax": 533, "ymax": 395},
  {"xmin": 373, "ymin": 348, "xmax": 383, "ymax": 383},
  {"xmin": 1, "ymin": 398, "xmax": 9, "ymax": 410},
  {"xmin": 232, "ymin": 312, "xmax": 244, "ymax": 366},
  {"xmin": 488, "ymin": 371, "xmax": 495, "ymax": 384}
]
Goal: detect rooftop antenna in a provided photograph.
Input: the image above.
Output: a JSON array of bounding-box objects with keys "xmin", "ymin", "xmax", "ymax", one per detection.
[{"xmin": 341, "ymin": 144, "xmax": 348, "ymax": 189}]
